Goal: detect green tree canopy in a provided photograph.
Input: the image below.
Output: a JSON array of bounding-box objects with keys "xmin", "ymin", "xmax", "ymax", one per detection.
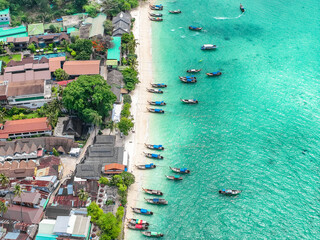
[
  {"xmin": 69, "ymin": 39, "xmax": 93, "ymax": 60},
  {"xmin": 62, "ymin": 75, "xmax": 116, "ymax": 123},
  {"xmin": 103, "ymin": 20, "xmax": 113, "ymax": 35},
  {"xmin": 117, "ymin": 117, "xmax": 134, "ymax": 135},
  {"xmin": 120, "ymin": 172, "xmax": 135, "ymax": 187},
  {"xmin": 97, "ymin": 212, "xmax": 121, "ymax": 239},
  {"xmin": 120, "ymin": 103, "xmax": 131, "ymax": 118},
  {"xmin": 87, "ymin": 202, "xmax": 103, "ymax": 223},
  {"xmin": 99, "ymin": 176, "xmax": 109, "ymax": 185},
  {"xmin": 121, "ymin": 67, "xmax": 139, "ymax": 91},
  {"xmin": 54, "ymin": 68, "xmax": 69, "ymax": 81}
]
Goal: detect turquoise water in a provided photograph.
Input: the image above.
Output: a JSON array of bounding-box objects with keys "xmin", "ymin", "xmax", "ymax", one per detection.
[
  {"xmin": 34, "ymin": 52, "xmax": 66, "ymax": 60},
  {"xmin": 128, "ymin": 0, "xmax": 320, "ymax": 239}
]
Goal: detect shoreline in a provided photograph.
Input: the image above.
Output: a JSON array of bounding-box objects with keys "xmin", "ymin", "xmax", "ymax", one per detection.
[{"xmin": 123, "ymin": 1, "xmax": 153, "ymax": 238}]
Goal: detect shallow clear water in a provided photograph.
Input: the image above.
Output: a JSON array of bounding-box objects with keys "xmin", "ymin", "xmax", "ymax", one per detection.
[{"xmin": 128, "ymin": 0, "xmax": 320, "ymax": 239}]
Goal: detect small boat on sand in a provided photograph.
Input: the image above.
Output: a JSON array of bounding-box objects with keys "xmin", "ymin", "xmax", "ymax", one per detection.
[
  {"xmin": 131, "ymin": 207, "xmax": 154, "ymax": 215},
  {"xmin": 149, "ymin": 17, "xmax": 163, "ymax": 21},
  {"xmin": 143, "ymin": 188, "xmax": 163, "ymax": 196},
  {"xmin": 181, "ymin": 99, "xmax": 198, "ymax": 104},
  {"xmin": 149, "ymin": 12, "xmax": 163, "ymax": 17},
  {"xmin": 147, "ymin": 88, "xmax": 163, "ymax": 94},
  {"xmin": 219, "ymin": 189, "xmax": 241, "ymax": 195},
  {"xmin": 180, "ymin": 77, "xmax": 197, "ymax": 83},
  {"xmin": 240, "ymin": 4, "xmax": 245, "ymax": 13},
  {"xmin": 187, "ymin": 69, "xmax": 201, "ymax": 73},
  {"xmin": 144, "ymin": 152, "xmax": 164, "ymax": 159},
  {"xmin": 151, "ymin": 83, "xmax": 167, "ymax": 88},
  {"xmin": 128, "ymin": 224, "xmax": 148, "ymax": 230},
  {"xmin": 141, "ymin": 232, "xmax": 164, "ymax": 238},
  {"xmin": 148, "ymin": 101, "xmax": 166, "ymax": 106},
  {"xmin": 201, "ymin": 44, "xmax": 217, "ymax": 50},
  {"xmin": 189, "ymin": 26, "xmax": 202, "ymax": 31},
  {"xmin": 128, "ymin": 219, "xmax": 149, "ymax": 226},
  {"xmin": 147, "ymin": 108, "xmax": 164, "ymax": 114},
  {"xmin": 206, "ymin": 71, "xmax": 222, "ymax": 76},
  {"xmin": 145, "ymin": 198, "xmax": 168, "ymax": 205},
  {"xmin": 169, "ymin": 10, "xmax": 181, "ymax": 14},
  {"xmin": 170, "ymin": 166, "xmax": 190, "ymax": 174},
  {"xmin": 166, "ymin": 175, "xmax": 183, "ymax": 180},
  {"xmin": 136, "ymin": 163, "xmax": 156, "ymax": 170},
  {"xmin": 150, "ymin": 4, "xmax": 163, "ymax": 10},
  {"xmin": 145, "ymin": 144, "xmax": 165, "ymax": 150}
]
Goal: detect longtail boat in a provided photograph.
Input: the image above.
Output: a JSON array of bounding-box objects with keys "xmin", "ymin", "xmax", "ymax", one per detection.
[
  {"xmin": 128, "ymin": 224, "xmax": 148, "ymax": 230},
  {"xmin": 131, "ymin": 207, "xmax": 154, "ymax": 215},
  {"xmin": 149, "ymin": 4, "xmax": 163, "ymax": 10},
  {"xmin": 144, "ymin": 152, "xmax": 164, "ymax": 159},
  {"xmin": 142, "ymin": 188, "xmax": 163, "ymax": 196},
  {"xmin": 181, "ymin": 99, "xmax": 198, "ymax": 104},
  {"xmin": 145, "ymin": 198, "xmax": 168, "ymax": 205},
  {"xmin": 206, "ymin": 71, "xmax": 222, "ymax": 76},
  {"xmin": 219, "ymin": 189, "xmax": 241, "ymax": 195},
  {"xmin": 169, "ymin": 10, "xmax": 181, "ymax": 14},
  {"xmin": 145, "ymin": 144, "xmax": 165, "ymax": 150},
  {"xmin": 149, "ymin": 16, "xmax": 163, "ymax": 21},
  {"xmin": 148, "ymin": 101, "xmax": 166, "ymax": 106},
  {"xmin": 201, "ymin": 44, "xmax": 217, "ymax": 50},
  {"xmin": 240, "ymin": 4, "xmax": 245, "ymax": 13},
  {"xmin": 141, "ymin": 232, "xmax": 164, "ymax": 238},
  {"xmin": 135, "ymin": 163, "xmax": 156, "ymax": 170},
  {"xmin": 147, "ymin": 108, "xmax": 165, "ymax": 113},
  {"xmin": 189, "ymin": 26, "xmax": 202, "ymax": 31},
  {"xmin": 180, "ymin": 77, "xmax": 197, "ymax": 83},
  {"xmin": 187, "ymin": 69, "xmax": 201, "ymax": 73},
  {"xmin": 149, "ymin": 12, "xmax": 163, "ymax": 17},
  {"xmin": 166, "ymin": 175, "xmax": 183, "ymax": 180},
  {"xmin": 128, "ymin": 218, "xmax": 149, "ymax": 226},
  {"xmin": 151, "ymin": 83, "xmax": 167, "ymax": 88},
  {"xmin": 170, "ymin": 166, "xmax": 190, "ymax": 174},
  {"xmin": 147, "ymin": 88, "xmax": 163, "ymax": 94}
]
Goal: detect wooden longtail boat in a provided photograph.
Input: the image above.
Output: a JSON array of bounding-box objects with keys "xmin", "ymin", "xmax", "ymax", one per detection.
[
  {"xmin": 128, "ymin": 218, "xmax": 149, "ymax": 226},
  {"xmin": 169, "ymin": 10, "xmax": 181, "ymax": 14},
  {"xmin": 240, "ymin": 4, "xmax": 245, "ymax": 13},
  {"xmin": 141, "ymin": 232, "xmax": 164, "ymax": 238},
  {"xmin": 219, "ymin": 189, "xmax": 241, "ymax": 195},
  {"xmin": 166, "ymin": 175, "xmax": 183, "ymax": 180},
  {"xmin": 145, "ymin": 143, "xmax": 165, "ymax": 150},
  {"xmin": 151, "ymin": 83, "xmax": 167, "ymax": 88},
  {"xmin": 131, "ymin": 207, "xmax": 154, "ymax": 215},
  {"xmin": 180, "ymin": 77, "xmax": 197, "ymax": 83},
  {"xmin": 142, "ymin": 188, "xmax": 164, "ymax": 196},
  {"xmin": 170, "ymin": 166, "xmax": 190, "ymax": 173},
  {"xmin": 144, "ymin": 152, "xmax": 164, "ymax": 159},
  {"xmin": 189, "ymin": 26, "xmax": 202, "ymax": 31},
  {"xmin": 149, "ymin": 12, "xmax": 163, "ymax": 17},
  {"xmin": 181, "ymin": 99, "xmax": 198, "ymax": 104},
  {"xmin": 145, "ymin": 198, "xmax": 168, "ymax": 205},
  {"xmin": 206, "ymin": 71, "xmax": 222, "ymax": 76},
  {"xmin": 201, "ymin": 44, "xmax": 217, "ymax": 50},
  {"xmin": 149, "ymin": 4, "xmax": 163, "ymax": 10},
  {"xmin": 187, "ymin": 69, "xmax": 201, "ymax": 73},
  {"xmin": 135, "ymin": 163, "xmax": 156, "ymax": 170},
  {"xmin": 149, "ymin": 16, "xmax": 163, "ymax": 21},
  {"xmin": 147, "ymin": 108, "xmax": 165, "ymax": 113},
  {"xmin": 128, "ymin": 224, "xmax": 148, "ymax": 230},
  {"xmin": 147, "ymin": 101, "xmax": 166, "ymax": 106},
  {"xmin": 147, "ymin": 88, "xmax": 163, "ymax": 93}
]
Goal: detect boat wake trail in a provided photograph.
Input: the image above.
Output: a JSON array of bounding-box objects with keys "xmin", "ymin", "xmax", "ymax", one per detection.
[{"xmin": 213, "ymin": 13, "xmax": 244, "ymax": 20}]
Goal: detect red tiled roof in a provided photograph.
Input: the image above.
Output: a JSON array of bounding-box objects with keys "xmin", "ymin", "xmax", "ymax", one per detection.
[
  {"xmin": 63, "ymin": 60, "xmax": 100, "ymax": 75},
  {"xmin": 13, "ymin": 192, "xmax": 41, "ymax": 205},
  {"xmin": 3, "ymin": 205, "xmax": 44, "ymax": 224},
  {"xmin": 55, "ymin": 79, "xmax": 75, "ymax": 86},
  {"xmin": 49, "ymin": 57, "xmax": 65, "ymax": 72},
  {"xmin": 0, "ymin": 118, "xmax": 51, "ymax": 139},
  {"xmin": 104, "ymin": 163, "xmax": 125, "ymax": 174}
]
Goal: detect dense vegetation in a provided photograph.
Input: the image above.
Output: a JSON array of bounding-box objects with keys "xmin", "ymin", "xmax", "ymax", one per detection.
[{"xmin": 62, "ymin": 75, "xmax": 116, "ymax": 124}]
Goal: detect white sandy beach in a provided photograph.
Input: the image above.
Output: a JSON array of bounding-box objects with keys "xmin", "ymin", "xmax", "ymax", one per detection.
[{"xmin": 123, "ymin": 1, "xmax": 153, "ymax": 238}]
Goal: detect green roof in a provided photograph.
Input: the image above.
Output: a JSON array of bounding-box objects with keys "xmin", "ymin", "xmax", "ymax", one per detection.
[
  {"xmin": 0, "ymin": 25, "xmax": 28, "ymax": 42},
  {"xmin": 106, "ymin": 59, "xmax": 118, "ymax": 66},
  {"xmin": 35, "ymin": 234, "xmax": 58, "ymax": 240},
  {"xmin": 107, "ymin": 36, "xmax": 121, "ymax": 62},
  {"xmin": 0, "ymin": 61, "xmax": 2, "ymax": 70},
  {"xmin": 85, "ymin": 13, "xmax": 107, "ymax": 38},
  {"xmin": 67, "ymin": 27, "xmax": 77, "ymax": 34},
  {"xmin": 28, "ymin": 23, "xmax": 44, "ymax": 35},
  {"xmin": 0, "ymin": 8, "xmax": 9, "ymax": 15},
  {"xmin": 44, "ymin": 23, "xmax": 63, "ymax": 31}
]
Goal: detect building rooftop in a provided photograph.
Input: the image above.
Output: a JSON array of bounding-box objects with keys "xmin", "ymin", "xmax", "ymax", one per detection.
[
  {"xmin": 63, "ymin": 60, "xmax": 100, "ymax": 75},
  {"xmin": 13, "ymin": 192, "xmax": 41, "ymax": 205},
  {"xmin": 0, "ymin": 118, "xmax": 51, "ymax": 139},
  {"xmin": 112, "ymin": 12, "xmax": 131, "ymax": 25},
  {"xmin": 48, "ymin": 57, "xmax": 65, "ymax": 72},
  {"xmin": 0, "ymin": 25, "xmax": 28, "ymax": 42},
  {"xmin": 0, "ymin": 8, "xmax": 9, "ymax": 15},
  {"xmin": 0, "ymin": 160, "xmax": 36, "ymax": 178},
  {"xmin": 107, "ymin": 37, "xmax": 121, "ymax": 61},
  {"xmin": 28, "ymin": 23, "xmax": 44, "ymax": 36},
  {"xmin": 85, "ymin": 13, "xmax": 107, "ymax": 38},
  {"xmin": 7, "ymin": 79, "xmax": 44, "ymax": 97},
  {"xmin": 3, "ymin": 205, "xmax": 44, "ymax": 224},
  {"xmin": 7, "ymin": 36, "xmax": 30, "ymax": 43},
  {"xmin": 104, "ymin": 163, "xmax": 125, "ymax": 174}
]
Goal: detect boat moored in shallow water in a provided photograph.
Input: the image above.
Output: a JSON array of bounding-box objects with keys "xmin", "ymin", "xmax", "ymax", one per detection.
[
  {"xmin": 147, "ymin": 88, "xmax": 163, "ymax": 94},
  {"xmin": 166, "ymin": 175, "xmax": 183, "ymax": 180},
  {"xmin": 201, "ymin": 44, "xmax": 217, "ymax": 50},
  {"xmin": 149, "ymin": 12, "xmax": 163, "ymax": 17},
  {"xmin": 145, "ymin": 144, "xmax": 165, "ymax": 150},
  {"xmin": 147, "ymin": 108, "xmax": 164, "ymax": 113},
  {"xmin": 181, "ymin": 99, "xmax": 198, "ymax": 104},
  {"xmin": 143, "ymin": 188, "xmax": 164, "ymax": 196},
  {"xmin": 219, "ymin": 189, "xmax": 241, "ymax": 195},
  {"xmin": 151, "ymin": 83, "xmax": 167, "ymax": 88},
  {"xmin": 187, "ymin": 69, "xmax": 201, "ymax": 73},
  {"xmin": 145, "ymin": 198, "xmax": 168, "ymax": 205},
  {"xmin": 128, "ymin": 224, "xmax": 148, "ymax": 230},
  {"xmin": 136, "ymin": 163, "xmax": 156, "ymax": 170},
  {"xmin": 131, "ymin": 207, "xmax": 154, "ymax": 215},
  {"xmin": 170, "ymin": 166, "xmax": 191, "ymax": 173},
  {"xmin": 148, "ymin": 101, "xmax": 166, "ymax": 106},
  {"xmin": 189, "ymin": 26, "xmax": 202, "ymax": 31},
  {"xmin": 144, "ymin": 152, "xmax": 164, "ymax": 159},
  {"xmin": 169, "ymin": 10, "xmax": 181, "ymax": 14},
  {"xmin": 150, "ymin": 4, "xmax": 163, "ymax": 10},
  {"xmin": 141, "ymin": 232, "xmax": 164, "ymax": 238},
  {"xmin": 128, "ymin": 219, "xmax": 149, "ymax": 226},
  {"xmin": 149, "ymin": 16, "xmax": 163, "ymax": 21},
  {"xmin": 206, "ymin": 71, "xmax": 222, "ymax": 76}
]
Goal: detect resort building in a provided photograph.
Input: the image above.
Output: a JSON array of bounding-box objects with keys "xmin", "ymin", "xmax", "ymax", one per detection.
[
  {"xmin": 107, "ymin": 70, "xmax": 124, "ymax": 103},
  {"xmin": 82, "ymin": 13, "xmax": 107, "ymax": 38},
  {"xmin": 112, "ymin": 12, "xmax": 131, "ymax": 37},
  {"xmin": 6, "ymin": 36, "xmax": 30, "ymax": 51},
  {"xmin": 28, "ymin": 23, "xmax": 45, "ymax": 36},
  {"xmin": 37, "ymin": 156, "xmax": 63, "ymax": 179},
  {"xmin": 0, "ymin": 160, "xmax": 36, "ymax": 178},
  {"xmin": 30, "ymin": 33, "xmax": 70, "ymax": 48},
  {"xmin": 0, "ymin": 8, "xmax": 10, "ymax": 27},
  {"xmin": 0, "ymin": 25, "xmax": 28, "ymax": 42},
  {"xmin": 63, "ymin": 60, "xmax": 100, "ymax": 77},
  {"xmin": 0, "ymin": 117, "xmax": 52, "ymax": 141},
  {"xmin": 106, "ymin": 37, "xmax": 121, "ymax": 68},
  {"xmin": 103, "ymin": 163, "xmax": 125, "ymax": 174}
]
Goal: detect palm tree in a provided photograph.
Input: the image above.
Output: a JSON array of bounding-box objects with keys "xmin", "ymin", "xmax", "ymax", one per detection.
[
  {"xmin": 13, "ymin": 185, "xmax": 23, "ymax": 221},
  {"xmin": 90, "ymin": 112, "xmax": 102, "ymax": 136},
  {"xmin": 127, "ymin": 38, "xmax": 138, "ymax": 54},
  {"xmin": 0, "ymin": 201, "xmax": 7, "ymax": 217},
  {"xmin": 0, "ymin": 174, "xmax": 9, "ymax": 188},
  {"xmin": 107, "ymin": 120, "xmax": 116, "ymax": 135},
  {"xmin": 78, "ymin": 189, "xmax": 89, "ymax": 207},
  {"xmin": 101, "ymin": 0, "xmax": 120, "ymax": 16}
]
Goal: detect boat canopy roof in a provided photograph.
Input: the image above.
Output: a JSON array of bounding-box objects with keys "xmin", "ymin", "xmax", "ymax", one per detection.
[
  {"xmin": 154, "ymin": 145, "xmax": 162, "ymax": 148},
  {"xmin": 151, "ymin": 153, "xmax": 159, "ymax": 157},
  {"xmin": 153, "ymin": 198, "xmax": 159, "ymax": 202},
  {"xmin": 212, "ymin": 71, "xmax": 220, "ymax": 74},
  {"xmin": 174, "ymin": 175, "xmax": 181, "ymax": 178},
  {"xmin": 151, "ymin": 232, "xmax": 159, "ymax": 236},
  {"xmin": 141, "ymin": 209, "xmax": 148, "ymax": 213},
  {"xmin": 180, "ymin": 168, "xmax": 187, "ymax": 172},
  {"xmin": 155, "ymin": 4, "xmax": 162, "ymax": 7},
  {"xmin": 203, "ymin": 44, "xmax": 214, "ymax": 47},
  {"xmin": 155, "ymin": 101, "xmax": 164, "ymax": 104},
  {"xmin": 154, "ymin": 109, "xmax": 162, "ymax": 112}
]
